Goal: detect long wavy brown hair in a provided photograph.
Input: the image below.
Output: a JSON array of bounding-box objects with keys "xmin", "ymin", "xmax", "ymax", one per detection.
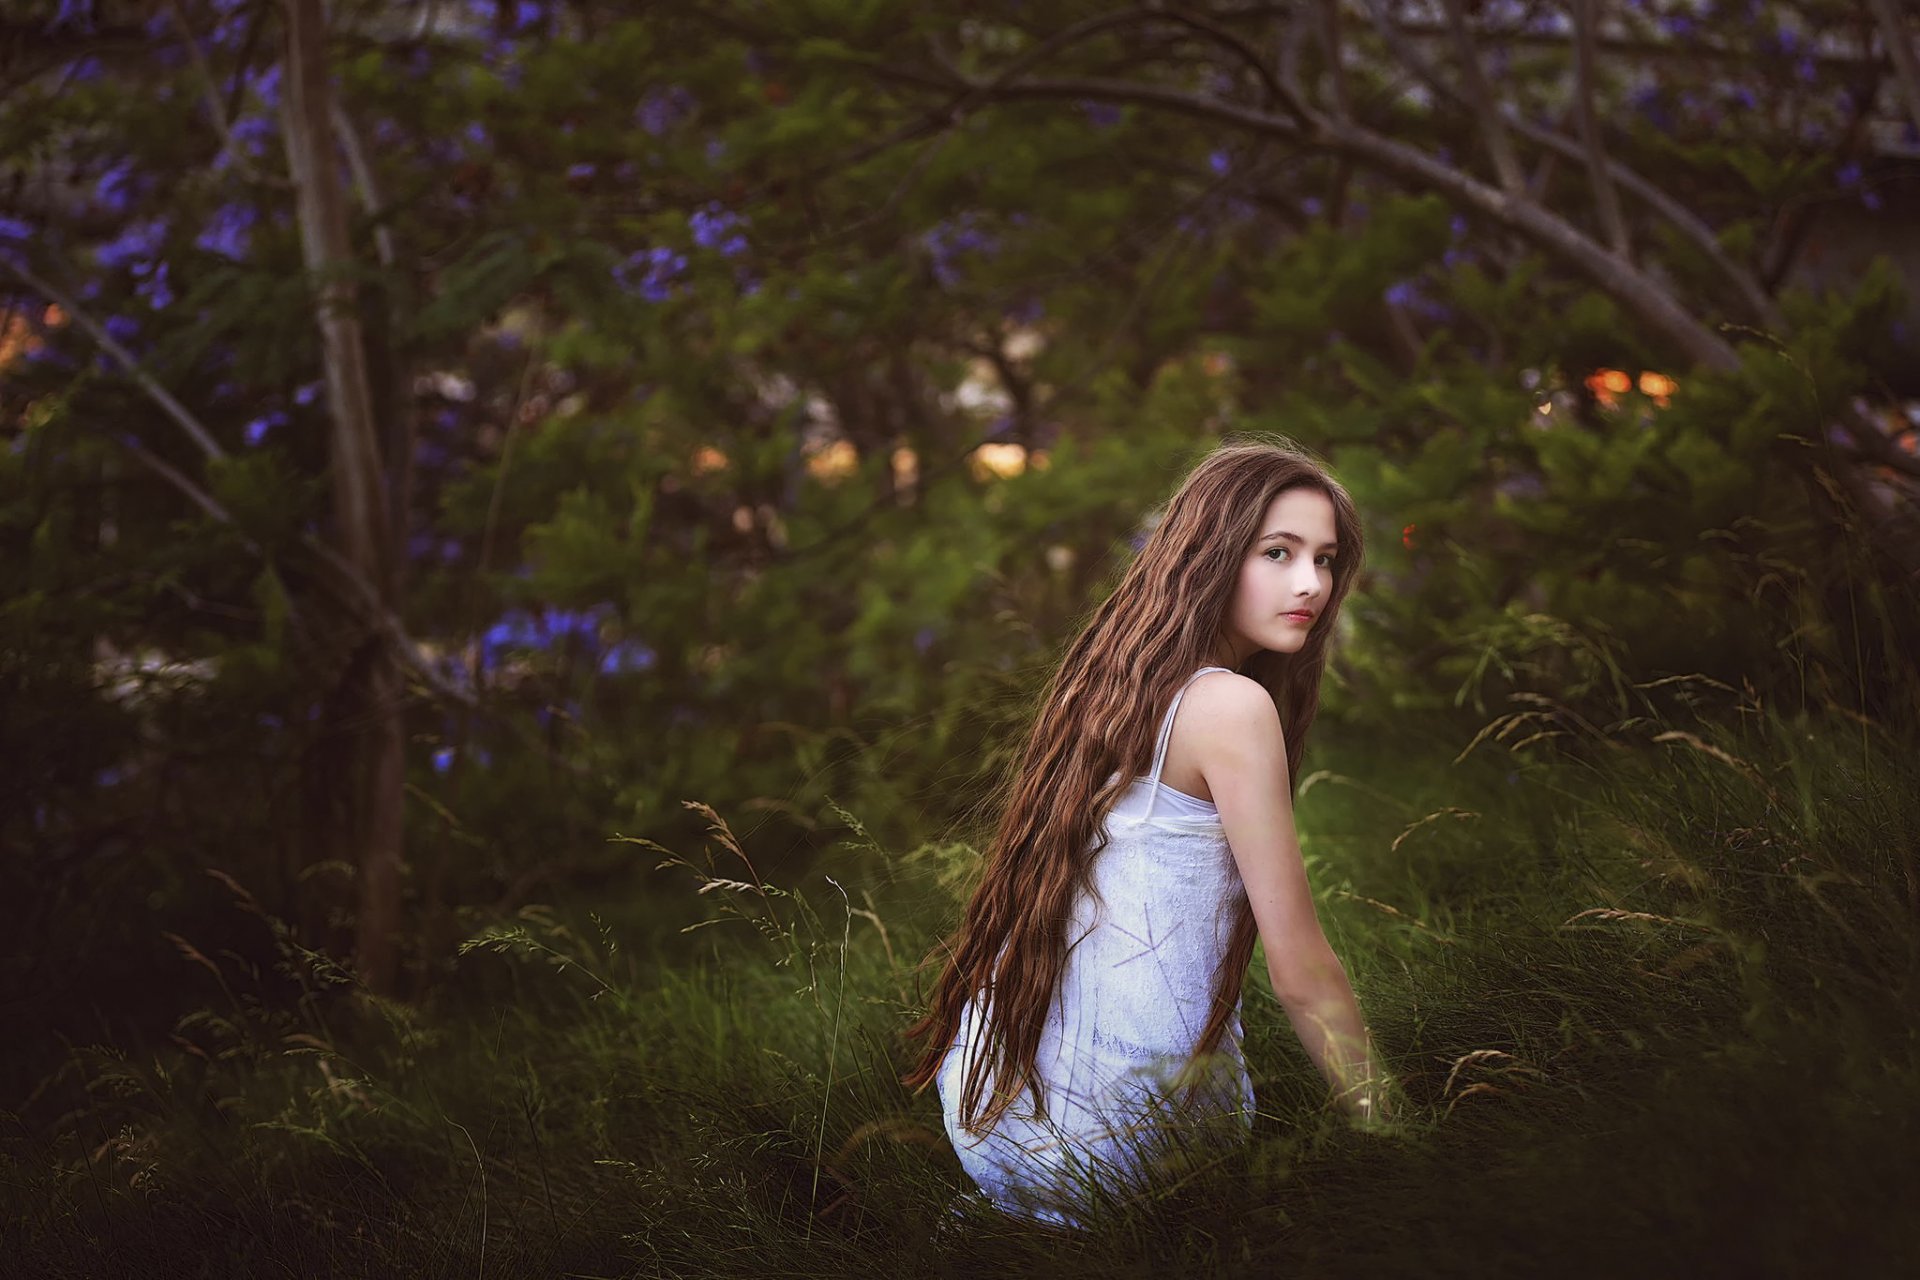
[{"xmin": 899, "ymin": 436, "xmax": 1367, "ymax": 1133}]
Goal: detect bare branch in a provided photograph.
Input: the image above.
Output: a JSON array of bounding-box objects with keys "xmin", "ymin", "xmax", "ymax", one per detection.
[
  {"xmin": 4, "ymin": 259, "xmax": 227, "ymax": 461},
  {"xmin": 1572, "ymin": 0, "xmax": 1630, "ymax": 256},
  {"xmin": 950, "ymin": 71, "xmax": 1739, "ymax": 370},
  {"xmin": 1438, "ymin": 0, "xmax": 1526, "ymax": 194},
  {"xmin": 164, "ymin": 0, "xmax": 289, "ymax": 190},
  {"xmin": 333, "ymin": 102, "xmax": 397, "ymax": 269},
  {"xmin": 0, "ymin": 256, "xmax": 477, "ymax": 711},
  {"xmin": 1313, "ymin": 0, "xmax": 1351, "ymax": 120},
  {"xmin": 113, "ymin": 431, "xmax": 251, "ymax": 538},
  {"xmin": 1867, "ymin": 0, "xmax": 1920, "ymax": 138},
  {"xmin": 1357, "ymin": 0, "xmax": 1781, "ymax": 330},
  {"xmin": 1146, "ymin": 6, "xmax": 1313, "ymax": 124}
]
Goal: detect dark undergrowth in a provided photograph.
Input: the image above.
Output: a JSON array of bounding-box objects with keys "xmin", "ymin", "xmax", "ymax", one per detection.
[{"xmin": 5, "ymin": 675, "xmax": 1916, "ymax": 1278}]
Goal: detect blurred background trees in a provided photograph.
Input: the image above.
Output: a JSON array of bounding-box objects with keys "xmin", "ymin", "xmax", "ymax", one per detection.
[{"xmin": 2, "ymin": 0, "xmax": 1915, "ymax": 1059}]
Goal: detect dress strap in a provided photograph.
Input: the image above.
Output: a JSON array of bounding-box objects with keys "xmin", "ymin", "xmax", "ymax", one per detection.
[{"xmin": 1143, "ymin": 666, "xmax": 1234, "ymax": 820}]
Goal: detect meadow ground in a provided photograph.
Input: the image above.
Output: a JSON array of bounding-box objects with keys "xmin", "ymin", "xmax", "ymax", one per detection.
[{"xmin": 5, "ymin": 681, "xmax": 1915, "ymax": 1278}]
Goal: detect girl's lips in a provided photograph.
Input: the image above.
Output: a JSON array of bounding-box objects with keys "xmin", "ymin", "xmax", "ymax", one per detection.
[{"xmin": 1284, "ymin": 611, "xmax": 1313, "ymax": 623}]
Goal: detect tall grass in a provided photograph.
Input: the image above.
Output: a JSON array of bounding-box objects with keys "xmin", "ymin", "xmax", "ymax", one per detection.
[{"xmin": 4, "ymin": 675, "xmax": 1915, "ymax": 1277}]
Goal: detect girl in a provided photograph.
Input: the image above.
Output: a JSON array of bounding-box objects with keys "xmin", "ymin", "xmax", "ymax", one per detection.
[{"xmin": 901, "ymin": 438, "xmax": 1395, "ymax": 1230}]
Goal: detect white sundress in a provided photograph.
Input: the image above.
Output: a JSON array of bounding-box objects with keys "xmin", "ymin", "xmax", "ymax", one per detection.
[{"xmin": 935, "ymin": 666, "xmax": 1256, "ymax": 1230}]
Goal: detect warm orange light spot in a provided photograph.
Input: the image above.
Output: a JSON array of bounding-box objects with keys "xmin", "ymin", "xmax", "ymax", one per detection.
[
  {"xmin": 1585, "ymin": 367, "xmax": 1631, "ymax": 409},
  {"xmin": 0, "ymin": 312, "xmax": 37, "ymax": 369},
  {"xmin": 1201, "ymin": 350, "xmax": 1235, "ymax": 378},
  {"xmin": 1402, "ymin": 522, "xmax": 1417, "ymax": 550},
  {"xmin": 805, "ymin": 439, "xmax": 858, "ymax": 483},
  {"xmin": 891, "ymin": 445, "xmax": 919, "ymax": 489},
  {"xmin": 44, "ymin": 303, "xmax": 67, "ymax": 328},
  {"xmin": 691, "ymin": 445, "xmax": 730, "ymax": 475},
  {"xmin": 1638, "ymin": 371, "xmax": 1676, "ymax": 402},
  {"xmin": 970, "ymin": 441, "xmax": 1028, "ymax": 480}
]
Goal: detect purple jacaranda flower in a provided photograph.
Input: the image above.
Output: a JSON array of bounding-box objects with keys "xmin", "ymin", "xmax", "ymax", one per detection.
[
  {"xmin": 1862, "ymin": 190, "xmax": 1883, "ymax": 212},
  {"xmin": 615, "ymin": 245, "xmax": 687, "ymax": 301},
  {"xmin": 922, "ymin": 213, "xmax": 997, "ymax": 289},
  {"xmin": 689, "ymin": 203, "xmax": 748, "ymax": 256},
  {"xmin": 431, "ymin": 746, "xmax": 455, "ymax": 773},
  {"xmin": 1794, "ymin": 56, "xmax": 1817, "ymax": 84},
  {"xmin": 49, "ymin": 0, "xmax": 95, "ymax": 34},
  {"xmin": 0, "ymin": 215, "xmax": 32, "ymax": 242},
  {"xmin": 243, "ymin": 61, "xmax": 282, "ymax": 107},
  {"xmin": 1208, "ymin": 149, "xmax": 1231, "ymax": 176},
  {"xmin": 1385, "ymin": 280, "xmax": 1418, "ymax": 309},
  {"xmin": 913, "ymin": 627, "xmax": 937, "ymax": 655},
  {"xmin": 1730, "ymin": 85, "xmax": 1758, "ymax": 110},
  {"xmin": 599, "ymin": 640, "xmax": 656, "ymax": 674},
  {"xmin": 513, "ymin": 0, "xmax": 542, "ymax": 31},
  {"xmin": 136, "ymin": 261, "xmax": 174, "ymax": 309},
  {"xmin": 567, "ymin": 161, "xmax": 596, "ymax": 181},
  {"xmin": 196, "ymin": 203, "xmax": 253, "ymax": 259},
  {"xmin": 96, "ymin": 218, "xmax": 166, "ymax": 269},
  {"xmin": 95, "ymin": 160, "xmax": 139, "ymax": 213},
  {"xmin": 104, "ymin": 313, "xmax": 139, "ymax": 343},
  {"xmin": 293, "ymin": 381, "xmax": 320, "ymax": 406},
  {"xmin": 1301, "ymin": 196, "xmax": 1325, "ymax": 218},
  {"xmin": 636, "ymin": 85, "xmax": 694, "ymax": 135},
  {"xmin": 244, "ymin": 409, "xmax": 287, "ymax": 445},
  {"xmin": 228, "ymin": 114, "xmax": 276, "ymax": 159},
  {"xmin": 1835, "ymin": 162, "xmax": 1861, "ymax": 188},
  {"xmin": 1080, "ymin": 101, "xmax": 1121, "ymax": 128},
  {"xmin": 705, "ymin": 139, "xmax": 728, "ymax": 168}
]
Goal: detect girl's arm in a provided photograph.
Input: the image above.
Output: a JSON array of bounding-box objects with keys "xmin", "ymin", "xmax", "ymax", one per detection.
[{"xmin": 1187, "ymin": 674, "xmax": 1394, "ymax": 1119}]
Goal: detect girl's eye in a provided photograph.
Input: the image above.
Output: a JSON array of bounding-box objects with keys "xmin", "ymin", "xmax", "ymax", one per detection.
[{"xmin": 1264, "ymin": 547, "xmax": 1336, "ymax": 567}]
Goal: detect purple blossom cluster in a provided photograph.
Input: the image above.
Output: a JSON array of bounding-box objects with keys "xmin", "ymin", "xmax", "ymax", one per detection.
[
  {"xmin": 921, "ymin": 213, "xmax": 997, "ymax": 290},
  {"xmin": 477, "ymin": 603, "xmax": 655, "ymax": 676},
  {"xmin": 689, "ymin": 203, "xmax": 748, "ymax": 257},
  {"xmin": 196, "ymin": 203, "xmax": 254, "ymax": 259},
  {"xmin": 636, "ymin": 86, "xmax": 695, "ymax": 136},
  {"xmin": 615, "ymin": 245, "xmax": 688, "ymax": 302}
]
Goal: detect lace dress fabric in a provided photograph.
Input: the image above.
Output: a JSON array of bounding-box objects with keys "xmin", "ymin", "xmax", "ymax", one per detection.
[{"xmin": 935, "ymin": 666, "xmax": 1254, "ymax": 1229}]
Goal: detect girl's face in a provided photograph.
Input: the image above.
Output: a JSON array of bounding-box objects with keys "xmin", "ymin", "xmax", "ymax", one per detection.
[{"xmin": 1215, "ymin": 486, "xmax": 1339, "ymax": 668}]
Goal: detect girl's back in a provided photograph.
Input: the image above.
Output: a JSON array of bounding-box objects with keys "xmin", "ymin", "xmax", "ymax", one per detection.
[{"xmin": 935, "ymin": 665, "xmax": 1254, "ymax": 1228}]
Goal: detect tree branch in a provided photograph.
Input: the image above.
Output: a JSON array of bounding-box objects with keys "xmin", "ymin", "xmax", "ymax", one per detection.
[
  {"xmin": 1356, "ymin": 0, "xmax": 1782, "ymax": 330},
  {"xmin": 1572, "ymin": 0, "xmax": 1630, "ymax": 256},
  {"xmin": 164, "ymin": 0, "xmax": 288, "ymax": 190},
  {"xmin": 1867, "ymin": 0, "xmax": 1920, "ymax": 138},
  {"xmin": 332, "ymin": 102, "xmax": 397, "ymax": 269},
  {"xmin": 939, "ymin": 69, "xmax": 1739, "ymax": 369},
  {"xmin": 0, "ymin": 256, "xmax": 476, "ymax": 710},
  {"xmin": 1438, "ymin": 0, "xmax": 1526, "ymax": 194}
]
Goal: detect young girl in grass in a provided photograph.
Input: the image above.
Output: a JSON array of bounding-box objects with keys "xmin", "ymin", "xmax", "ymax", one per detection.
[{"xmin": 901, "ymin": 437, "xmax": 1396, "ymax": 1231}]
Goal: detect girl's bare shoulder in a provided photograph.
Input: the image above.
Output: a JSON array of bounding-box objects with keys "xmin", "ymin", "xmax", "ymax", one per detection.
[
  {"xmin": 1185, "ymin": 670, "xmax": 1274, "ymax": 713},
  {"xmin": 1181, "ymin": 671, "xmax": 1286, "ymax": 742}
]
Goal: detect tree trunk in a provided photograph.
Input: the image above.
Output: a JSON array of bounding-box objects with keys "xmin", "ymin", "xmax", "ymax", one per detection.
[{"xmin": 281, "ymin": 0, "xmax": 406, "ymax": 995}]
